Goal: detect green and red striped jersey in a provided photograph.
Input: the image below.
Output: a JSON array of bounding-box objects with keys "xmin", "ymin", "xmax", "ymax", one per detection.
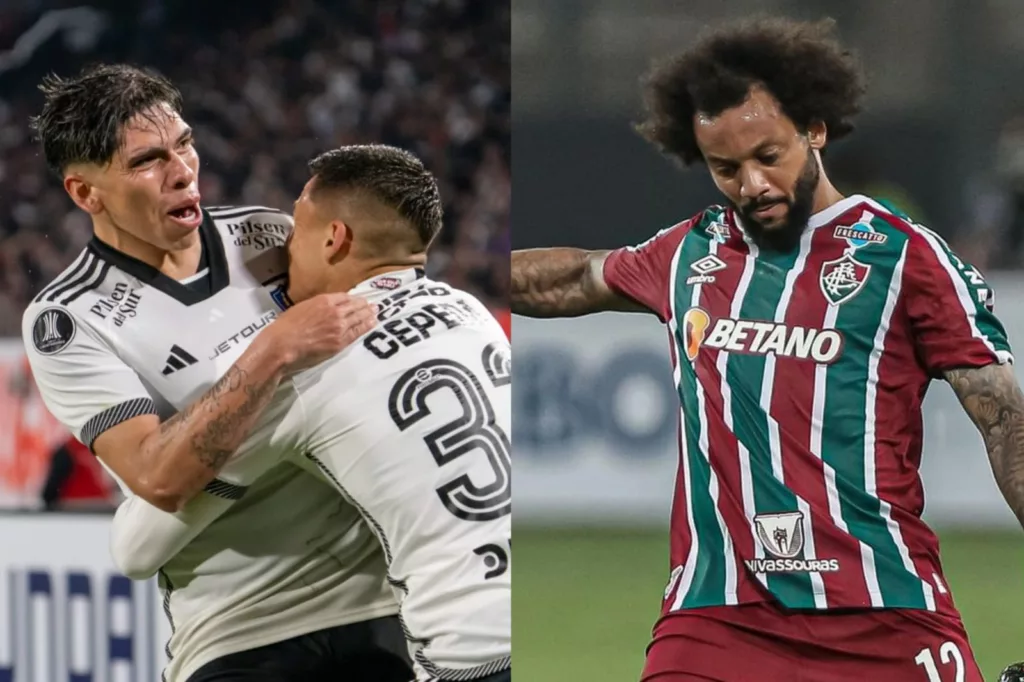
[{"xmin": 603, "ymin": 194, "xmax": 1012, "ymax": 615}]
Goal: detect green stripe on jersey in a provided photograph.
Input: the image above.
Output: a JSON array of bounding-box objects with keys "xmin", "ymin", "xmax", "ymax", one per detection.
[
  {"xmin": 820, "ymin": 219, "xmax": 929, "ymax": 608},
  {"xmin": 727, "ymin": 245, "xmax": 817, "ymax": 608},
  {"xmin": 672, "ymin": 226, "xmax": 727, "ymax": 607}
]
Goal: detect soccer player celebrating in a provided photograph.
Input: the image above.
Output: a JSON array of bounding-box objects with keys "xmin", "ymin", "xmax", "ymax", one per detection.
[
  {"xmin": 512, "ymin": 17, "xmax": 1017, "ymax": 682},
  {"xmin": 21, "ymin": 65, "xmax": 411, "ymax": 682},
  {"xmin": 108, "ymin": 145, "xmax": 512, "ymax": 682}
]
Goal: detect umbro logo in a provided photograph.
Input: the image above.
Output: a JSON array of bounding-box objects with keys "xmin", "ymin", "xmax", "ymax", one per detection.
[
  {"xmin": 687, "ymin": 255, "xmax": 727, "ymax": 285},
  {"xmin": 162, "ymin": 344, "xmax": 199, "ymax": 376}
]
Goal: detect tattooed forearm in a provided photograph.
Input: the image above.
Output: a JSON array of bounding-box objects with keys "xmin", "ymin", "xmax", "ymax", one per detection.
[
  {"xmin": 157, "ymin": 366, "xmax": 246, "ymax": 436},
  {"xmin": 189, "ymin": 379, "xmax": 278, "ymax": 470},
  {"xmin": 144, "ymin": 355, "xmax": 287, "ymax": 509},
  {"xmin": 511, "ymin": 248, "xmax": 639, "ymax": 317},
  {"xmin": 946, "ymin": 363, "xmax": 1024, "ymax": 529}
]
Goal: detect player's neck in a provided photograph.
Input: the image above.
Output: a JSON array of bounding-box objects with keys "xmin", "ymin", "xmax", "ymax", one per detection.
[
  {"xmin": 92, "ymin": 220, "xmax": 202, "ymax": 279},
  {"xmin": 811, "ymin": 175, "xmax": 845, "ymax": 216},
  {"xmin": 331, "ymin": 255, "xmax": 428, "ymax": 293}
]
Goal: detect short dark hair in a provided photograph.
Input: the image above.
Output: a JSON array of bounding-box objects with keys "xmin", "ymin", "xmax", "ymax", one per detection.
[
  {"xmin": 29, "ymin": 63, "xmax": 184, "ymax": 175},
  {"xmin": 635, "ymin": 17, "xmax": 866, "ymax": 166},
  {"xmin": 308, "ymin": 145, "xmax": 443, "ymax": 250}
]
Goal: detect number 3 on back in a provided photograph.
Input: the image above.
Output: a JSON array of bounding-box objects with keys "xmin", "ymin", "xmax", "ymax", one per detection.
[{"xmin": 388, "ymin": 343, "xmax": 512, "ymax": 521}]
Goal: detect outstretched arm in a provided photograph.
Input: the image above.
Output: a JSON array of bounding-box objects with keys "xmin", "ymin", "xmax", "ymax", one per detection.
[
  {"xmin": 510, "ymin": 248, "xmax": 646, "ymax": 318},
  {"xmin": 945, "ymin": 362, "xmax": 1024, "ymax": 530}
]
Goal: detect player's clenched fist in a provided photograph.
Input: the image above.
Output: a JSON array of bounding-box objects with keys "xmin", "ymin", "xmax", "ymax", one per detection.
[{"xmin": 264, "ymin": 292, "xmax": 378, "ymax": 372}]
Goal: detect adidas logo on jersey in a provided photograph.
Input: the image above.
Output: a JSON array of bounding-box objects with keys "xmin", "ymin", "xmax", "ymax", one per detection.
[
  {"xmin": 682, "ymin": 308, "xmax": 844, "ymax": 364},
  {"xmin": 162, "ymin": 344, "xmax": 199, "ymax": 375}
]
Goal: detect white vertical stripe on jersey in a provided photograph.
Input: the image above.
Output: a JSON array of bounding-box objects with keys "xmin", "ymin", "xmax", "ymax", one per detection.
[
  {"xmin": 863, "ymin": 198, "xmax": 1010, "ymax": 364},
  {"xmin": 863, "ymin": 241, "xmax": 936, "ymax": 611},
  {"xmin": 722, "ymin": 237, "xmax": 764, "ymax": 586},
  {"xmin": 692, "ymin": 237, "xmax": 737, "ymax": 605},
  {"xmin": 761, "ymin": 227, "xmax": 827, "ymax": 608},
  {"xmin": 667, "ymin": 237, "xmax": 701, "ymax": 610}
]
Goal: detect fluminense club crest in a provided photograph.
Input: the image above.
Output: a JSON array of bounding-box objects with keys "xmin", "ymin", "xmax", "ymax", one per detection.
[
  {"xmin": 707, "ymin": 221, "xmax": 731, "ymax": 243},
  {"xmin": 820, "ymin": 253, "xmax": 870, "ymax": 306}
]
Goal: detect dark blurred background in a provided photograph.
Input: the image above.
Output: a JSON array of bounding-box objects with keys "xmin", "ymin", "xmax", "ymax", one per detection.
[
  {"xmin": 513, "ymin": 0, "xmax": 1024, "ymax": 270},
  {"xmin": 0, "ymin": 0, "xmax": 509, "ymax": 335}
]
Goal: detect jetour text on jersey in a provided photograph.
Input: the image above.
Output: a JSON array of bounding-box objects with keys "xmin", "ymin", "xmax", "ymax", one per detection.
[{"xmin": 209, "ymin": 309, "xmax": 278, "ymax": 360}]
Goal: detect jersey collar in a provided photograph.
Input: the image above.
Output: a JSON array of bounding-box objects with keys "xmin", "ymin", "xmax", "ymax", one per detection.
[
  {"xmin": 807, "ymin": 194, "xmax": 870, "ymax": 228},
  {"xmin": 87, "ymin": 208, "xmax": 230, "ymax": 306},
  {"xmin": 348, "ymin": 267, "xmax": 426, "ymax": 299},
  {"xmin": 731, "ymin": 194, "xmax": 869, "ymax": 236}
]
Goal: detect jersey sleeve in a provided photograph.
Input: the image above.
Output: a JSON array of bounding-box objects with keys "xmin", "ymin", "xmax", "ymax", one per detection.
[
  {"xmin": 602, "ymin": 217, "xmax": 695, "ymax": 322},
  {"xmin": 902, "ymin": 230, "xmax": 1013, "ymax": 374},
  {"xmin": 110, "ymin": 492, "xmax": 236, "ymax": 580},
  {"xmin": 21, "ymin": 304, "xmax": 157, "ymax": 449}
]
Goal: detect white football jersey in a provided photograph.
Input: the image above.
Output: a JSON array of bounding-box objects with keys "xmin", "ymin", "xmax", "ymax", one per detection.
[
  {"xmin": 220, "ymin": 269, "xmax": 512, "ymax": 681},
  {"xmin": 21, "ymin": 206, "xmax": 396, "ymax": 682}
]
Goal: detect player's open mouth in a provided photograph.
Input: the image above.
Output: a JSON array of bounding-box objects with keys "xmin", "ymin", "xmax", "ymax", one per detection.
[{"xmin": 167, "ymin": 201, "xmax": 202, "ymax": 229}]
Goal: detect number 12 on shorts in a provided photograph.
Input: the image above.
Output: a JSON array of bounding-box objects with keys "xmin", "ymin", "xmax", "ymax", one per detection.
[{"xmin": 915, "ymin": 642, "xmax": 965, "ymax": 682}]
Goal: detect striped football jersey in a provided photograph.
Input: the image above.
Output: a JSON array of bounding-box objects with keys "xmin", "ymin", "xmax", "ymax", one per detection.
[{"xmin": 603, "ymin": 194, "xmax": 1011, "ymax": 615}]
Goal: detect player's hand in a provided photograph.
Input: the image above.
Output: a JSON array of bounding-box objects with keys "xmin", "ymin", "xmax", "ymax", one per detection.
[{"xmin": 265, "ymin": 292, "xmax": 378, "ymax": 372}]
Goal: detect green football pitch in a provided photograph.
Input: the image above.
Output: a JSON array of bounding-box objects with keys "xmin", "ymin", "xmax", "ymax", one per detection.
[{"xmin": 515, "ymin": 526, "xmax": 1024, "ymax": 681}]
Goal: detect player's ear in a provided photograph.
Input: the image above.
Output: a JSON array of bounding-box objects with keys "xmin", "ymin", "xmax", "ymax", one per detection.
[
  {"xmin": 325, "ymin": 220, "xmax": 352, "ymax": 263},
  {"xmin": 806, "ymin": 121, "xmax": 827, "ymax": 151},
  {"xmin": 63, "ymin": 171, "xmax": 103, "ymax": 215}
]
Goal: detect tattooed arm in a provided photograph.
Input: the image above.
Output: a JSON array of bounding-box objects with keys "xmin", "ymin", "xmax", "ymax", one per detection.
[
  {"xmin": 94, "ymin": 351, "xmax": 285, "ymax": 513},
  {"xmin": 945, "ymin": 363, "xmax": 1024, "ymax": 529},
  {"xmin": 93, "ymin": 292, "xmax": 377, "ymax": 512},
  {"xmin": 511, "ymin": 248, "xmax": 647, "ymax": 317}
]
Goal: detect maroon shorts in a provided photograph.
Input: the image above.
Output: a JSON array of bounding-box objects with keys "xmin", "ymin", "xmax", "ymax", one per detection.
[{"xmin": 641, "ymin": 600, "xmax": 983, "ymax": 682}]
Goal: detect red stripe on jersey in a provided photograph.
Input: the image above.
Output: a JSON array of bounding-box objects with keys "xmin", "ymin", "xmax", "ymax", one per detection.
[
  {"xmin": 872, "ymin": 211, "xmax": 1000, "ymax": 373},
  {"xmin": 663, "ymin": 408, "xmax": 692, "ymax": 613},
  {"xmin": 773, "ymin": 225, "xmax": 873, "ymax": 607},
  {"xmin": 604, "ymin": 220, "xmax": 694, "ymax": 322},
  {"xmin": 868, "ymin": 255, "xmax": 956, "ymax": 616},
  {"xmin": 693, "ymin": 239, "xmax": 762, "ymax": 604},
  {"xmin": 664, "ymin": 331, "xmax": 693, "ymax": 594}
]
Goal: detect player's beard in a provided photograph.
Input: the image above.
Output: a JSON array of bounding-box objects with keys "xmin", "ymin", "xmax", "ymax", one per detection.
[{"xmin": 735, "ymin": 147, "xmax": 819, "ymax": 253}]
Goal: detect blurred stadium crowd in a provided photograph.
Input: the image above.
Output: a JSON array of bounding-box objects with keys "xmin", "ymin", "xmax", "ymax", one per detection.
[{"xmin": 0, "ymin": 0, "xmax": 510, "ymax": 336}]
